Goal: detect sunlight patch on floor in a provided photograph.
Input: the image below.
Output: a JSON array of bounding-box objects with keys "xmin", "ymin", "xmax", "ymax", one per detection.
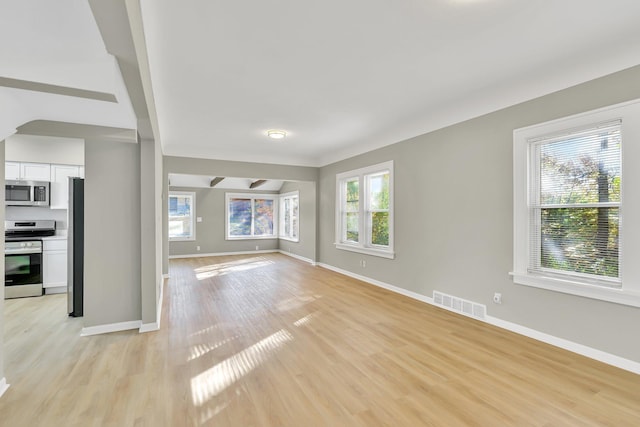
[
  {"xmin": 189, "ymin": 336, "xmax": 239, "ymax": 362},
  {"xmin": 293, "ymin": 312, "xmax": 318, "ymax": 327},
  {"xmin": 195, "ymin": 258, "xmax": 274, "ymax": 280},
  {"xmin": 190, "ymin": 329, "xmax": 294, "ymax": 406}
]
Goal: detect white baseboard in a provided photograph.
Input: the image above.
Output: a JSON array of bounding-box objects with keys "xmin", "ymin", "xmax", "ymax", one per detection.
[
  {"xmin": 44, "ymin": 286, "xmax": 66, "ymax": 295},
  {"xmin": 0, "ymin": 378, "xmax": 9, "ymax": 398},
  {"xmin": 81, "ymin": 320, "xmax": 142, "ymax": 337},
  {"xmin": 140, "ymin": 276, "xmax": 165, "ymax": 333},
  {"xmin": 317, "ymin": 262, "xmax": 640, "ymax": 375},
  {"xmin": 484, "ymin": 316, "xmax": 640, "ymax": 374},
  {"xmin": 279, "ymin": 250, "xmax": 316, "ymax": 265},
  {"xmin": 139, "ymin": 321, "xmax": 159, "ymax": 333},
  {"xmin": 169, "ymin": 249, "xmax": 278, "ymax": 259},
  {"xmin": 317, "ymin": 263, "xmax": 433, "ymax": 304}
]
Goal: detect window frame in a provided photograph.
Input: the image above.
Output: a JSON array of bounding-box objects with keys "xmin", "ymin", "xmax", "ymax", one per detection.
[
  {"xmin": 512, "ymin": 99, "xmax": 640, "ymax": 307},
  {"xmin": 335, "ymin": 161, "xmax": 394, "ymax": 259},
  {"xmin": 168, "ymin": 191, "xmax": 196, "ymax": 241},
  {"xmin": 279, "ymin": 191, "xmax": 300, "ymax": 242},
  {"xmin": 225, "ymin": 192, "xmax": 278, "ymax": 240}
]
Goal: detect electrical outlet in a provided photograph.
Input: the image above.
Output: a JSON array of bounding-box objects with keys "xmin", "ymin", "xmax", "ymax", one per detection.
[
  {"xmin": 255, "ymin": 245, "xmax": 259, "ymax": 250},
  {"xmin": 196, "ymin": 246, "xmax": 201, "ymax": 251},
  {"xmin": 493, "ymin": 292, "xmax": 502, "ymax": 304}
]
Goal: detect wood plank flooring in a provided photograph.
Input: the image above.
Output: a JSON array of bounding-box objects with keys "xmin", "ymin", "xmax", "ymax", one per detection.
[{"xmin": 1, "ymin": 253, "xmax": 639, "ymax": 426}]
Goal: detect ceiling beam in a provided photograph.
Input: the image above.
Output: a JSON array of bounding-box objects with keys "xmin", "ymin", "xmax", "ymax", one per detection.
[
  {"xmin": 210, "ymin": 177, "xmax": 225, "ymax": 187},
  {"xmin": 0, "ymin": 77, "xmax": 117, "ymax": 103},
  {"xmin": 249, "ymin": 179, "xmax": 267, "ymax": 189}
]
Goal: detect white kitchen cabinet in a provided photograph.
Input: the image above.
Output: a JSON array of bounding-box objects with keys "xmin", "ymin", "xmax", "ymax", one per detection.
[
  {"xmin": 5, "ymin": 162, "xmax": 21, "ymax": 180},
  {"xmin": 43, "ymin": 239, "xmax": 67, "ymax": 289},
  {"xmin": 20, "ymin": 162, "xmax": 51, "ymax": 181},
  {"xmin": 78, "ymin": 166, "xmax": 85, "ymax": 178},
  {"xmin": 50, "ymin": 164, "xmax": 81, "ymax": 209}
]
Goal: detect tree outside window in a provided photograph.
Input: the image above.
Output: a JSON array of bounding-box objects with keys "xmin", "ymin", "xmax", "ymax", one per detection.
[{"xmin": 226, "ymin": 193, "xmax": 277, "ymax": 239}]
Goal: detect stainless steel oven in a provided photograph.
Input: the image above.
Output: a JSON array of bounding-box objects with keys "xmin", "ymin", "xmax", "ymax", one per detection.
[{"xmin": 5, "ymin": 240, "xmax": 43, "ymax": 298}]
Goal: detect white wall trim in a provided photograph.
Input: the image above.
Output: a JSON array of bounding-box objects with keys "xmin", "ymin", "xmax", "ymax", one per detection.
[
  {"xmin": 484, "ymin": 316, "xmax": 640, "ymax": 375},
  {"xmin": 317, "ymin": 263, "xmax": 433, "ymax": 305},
  {"xmin": 0, "ymin": 378, "xmax": 9, "ymax": 398},
  {"xmin": 317, "ymin": 262, "xmax": 640, "ymax": 375},
  {"xmin": 80, "ymin": 320, "xmax": 142, "ymax": 337},
  {"xmin": 140, "ymin": 276, "xmax": 165, "ymax": 333},
  {"xmin": 139, "ymin": 322, "xmax": 158, "ymax": 333},
  {"xmin": 278, "ymin": 250, "xmax": 316, "ymax": 265},
  {"xmin": 169, "ymin": 249, "xmax": 278, "ymax": 259}
]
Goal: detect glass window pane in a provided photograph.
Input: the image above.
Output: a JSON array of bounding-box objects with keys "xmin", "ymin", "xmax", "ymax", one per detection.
[
  {"xmin": 229, "ymin": 198, "xmax": 252, "ymax": 236},
  {"xmin": 346, "ymin": 179, "xmax": 359, "ymax": 211},
  {"xmin": 254, "ymin": 199, "xmax": 274, "ymax": 235},
  {"xmin": 284, "ymin": 198, "xmax": 291, "ymax": 236},
  {"xmin": 169, "ymin": 194, "xmax": 193, "ymax": 238},
  {"xmin": 346, "ymin": 212, "xmax": 358, "ymax": 242},
  {"xmin": 369, "ymin": 172, "xmax": 389, "ymax": 210},
  {"xmin": 540, "ymin": 128, "xmax": 621, "ymax": 204},
  {"xmin": 292, "ymin": 197, "xmax": 299, "ymax": 238},
  {"xmin": 371, "ymin": 212, "xmax": 389, "ymax": 246},
  {"xmin": 541, "ymin": 207, "xmax": 619, "ymax": 277}
]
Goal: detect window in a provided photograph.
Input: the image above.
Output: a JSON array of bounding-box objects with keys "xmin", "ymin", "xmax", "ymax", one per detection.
[
  {"xmin": 513, "ymin": 99, "xmax": 640, "ymax": 307},
  {"xmin": 169, "ymin": 191, "xmax": 196, "ymax": 241},
  {"xmin": 279, "ymin": 191, "xmax": 299, "ymax": 242},
  {"xmin": 226, "ymin": 193, "xmax": 277, "ymax": 239},
  {"xmin": 335, "ymin": 161, "xmax": 394, "ymax": 258}
]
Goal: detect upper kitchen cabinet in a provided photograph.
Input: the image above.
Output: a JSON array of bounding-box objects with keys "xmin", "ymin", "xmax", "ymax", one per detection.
[
  {"xmin": 5, "ymin": 162, "xmax": 21, "ymax": 180},
  {"xmin": 50, "ymin": 164, "xmax": 82, "ymax": 209},
  {"xmin": 5, "ymin": 161, "xmax": 51, "ymax": 181}
]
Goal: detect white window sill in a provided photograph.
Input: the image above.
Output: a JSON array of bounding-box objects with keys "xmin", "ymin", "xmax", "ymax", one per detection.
[
  {"xmin": 278, "ymin": 236, "xmax": 300, "ymax": 243},
  {"xmin": 511, "ymin": 272, "xmax": 640, "ymax": 308},
  {"xmin": 226, "ymin": 236, "xmax": 277, "ymax": 241},
  {"xmin": 335, "ymin": 243, "xmax": 395, "ymax": 259},
  {"xmin": 169, "ymin": 236, "xmax": 195, "ymax": 242}
]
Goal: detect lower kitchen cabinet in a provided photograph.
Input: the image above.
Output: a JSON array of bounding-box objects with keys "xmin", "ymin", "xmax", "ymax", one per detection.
[{"xmin": 43, "ymin": 239, "xmax": 67, "ymax": 289}]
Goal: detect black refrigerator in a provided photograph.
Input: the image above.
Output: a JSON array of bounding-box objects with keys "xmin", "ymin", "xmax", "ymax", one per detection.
[{"xmin": 68, "ymin": 177, "xmax": 84, "ymax": 317}]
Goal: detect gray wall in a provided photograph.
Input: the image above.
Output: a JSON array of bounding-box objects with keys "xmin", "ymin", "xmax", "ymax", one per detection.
[
  {"xmin": 84, "ymin": 140, "xmax": 142, "ymax": 327},
  {"xmin": 168, "ymin": 181, "xmax": 318, "ymax": 262},
  {"xmin": 278, "ymin": 181, "xmax": 317, "ymax": 262},
  {"xmin": 318, "ymin": 65, "xmax": 640, "ymax": 363},
  {"xmin": 169, "ymin": 187, "xmax": 279, "ymax": 256},
  {"xmin": 163, "ymin": 156, "xmax": 318, "ymax": 272},
  {"xmin": 140, "ymin": 137, "xmax": 162, "ymax": 325}
]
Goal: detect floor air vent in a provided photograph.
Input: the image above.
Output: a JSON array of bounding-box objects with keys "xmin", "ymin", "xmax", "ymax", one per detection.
[{"xmin": 432, "ymin": 291, "xmax": 486, "ymax": 320}]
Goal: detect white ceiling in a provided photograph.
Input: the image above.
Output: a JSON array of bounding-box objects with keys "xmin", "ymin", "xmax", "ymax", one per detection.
[
  {"xmin": 140, "ymin": 0, "xmax": 640, "ymax": 167},
  {"xmin": 3, "ymin": 1, "xmax": 640, "ymax": 168},
  {"xmin": 0, "ymin": 0, "xmax": 136, "ymax": 140}
]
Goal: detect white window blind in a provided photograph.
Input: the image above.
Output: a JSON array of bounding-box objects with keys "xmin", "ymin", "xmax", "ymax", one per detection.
[{"xmin": 528, "ymin": 120, "xmax": 621, "ymax": 285}]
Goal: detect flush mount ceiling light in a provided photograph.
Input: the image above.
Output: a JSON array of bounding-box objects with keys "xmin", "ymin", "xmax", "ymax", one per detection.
[{"xmin": 267, "ymin": 129, "xmax": 287, "ymax": 140}]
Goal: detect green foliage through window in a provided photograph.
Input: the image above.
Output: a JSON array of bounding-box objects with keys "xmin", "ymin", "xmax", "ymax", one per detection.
[{"xmin": 534, "ymin": 124, "xmax": 620, "ymax": 279}]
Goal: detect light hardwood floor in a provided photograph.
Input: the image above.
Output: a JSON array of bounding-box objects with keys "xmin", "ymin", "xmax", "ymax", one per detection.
[{"xmin": 1, "ymin": 253, "xmax": 639, "ymax": 426}]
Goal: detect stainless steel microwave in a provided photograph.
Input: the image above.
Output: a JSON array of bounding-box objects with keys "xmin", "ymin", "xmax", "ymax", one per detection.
[{"xmin": 5, "ymin": 180, "xmax": 50, "ymax": 207}]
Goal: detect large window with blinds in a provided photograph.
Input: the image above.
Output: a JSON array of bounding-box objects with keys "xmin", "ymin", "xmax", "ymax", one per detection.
[
  {"xmin": 335, "ymin": 161, "xmax": 394, "ymax": 259},
  {"xmin": 530, "ymin": 122, "xmax": 621, "ymax": 284},
  {"xmin": 512, "ymin": 99, "xmax": 640, "ymax": 307}
]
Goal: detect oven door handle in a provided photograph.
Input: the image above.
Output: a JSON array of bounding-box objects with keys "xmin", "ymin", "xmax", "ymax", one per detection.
[{"xmin": 5, "ymin": 248, "xmax": 42, "ymax": 255}]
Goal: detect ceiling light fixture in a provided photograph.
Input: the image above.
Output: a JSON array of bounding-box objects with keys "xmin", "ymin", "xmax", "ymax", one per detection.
[{"xmin": 267, "ymin": 129, "xmax": 287, "ymax": 140}]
